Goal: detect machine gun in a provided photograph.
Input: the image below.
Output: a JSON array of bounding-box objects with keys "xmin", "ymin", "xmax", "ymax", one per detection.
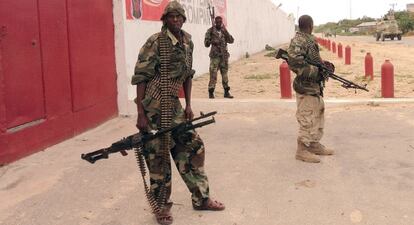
[
  {"xmin": 275, "ymin": 48, "xmax": 369, "ymax": 92},
  {"xmin": 81, "ymin": 111, "xmax": 217, "ymax": 164}
]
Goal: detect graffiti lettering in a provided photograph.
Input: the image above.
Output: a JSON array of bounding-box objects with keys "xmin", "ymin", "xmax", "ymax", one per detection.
[{"xmin": 178, "ymin": 0, "xmax": 212, "ymax": 25}]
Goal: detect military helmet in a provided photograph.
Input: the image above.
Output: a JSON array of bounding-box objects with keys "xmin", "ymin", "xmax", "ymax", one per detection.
[{"xmin": 160, "ymin": 1, "xmax": 187, "ymax": 22}]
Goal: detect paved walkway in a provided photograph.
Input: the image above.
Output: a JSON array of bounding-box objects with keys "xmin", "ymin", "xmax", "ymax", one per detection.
[{"xmin": 1, "ymin": 100, "xmax": 414, "ymax": 225}]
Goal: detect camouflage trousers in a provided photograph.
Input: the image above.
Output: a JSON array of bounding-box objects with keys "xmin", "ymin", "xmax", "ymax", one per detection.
[
  {"xmin": 295, "ymin": 94, "xmax": 325, "ymax": 146},
  {"xmin": 140, "ymin": 96, "xmax": 209, "ymax": 207},
  {"xmin": 208, "ymin": 57, "xmax": 230, "ymax": 90}
]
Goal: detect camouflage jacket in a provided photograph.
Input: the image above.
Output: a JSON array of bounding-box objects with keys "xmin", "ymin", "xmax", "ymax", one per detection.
[
  {"xmin": 131, "ymin": 28, "xmax": 195, "ymax": 86},
  {"xmin": 204, "ymin": 27, "xmax": 234, "ymax": 59},
  {"xmin": 287, "ymin": 31, "xmax": 323, "ymax": 96}
]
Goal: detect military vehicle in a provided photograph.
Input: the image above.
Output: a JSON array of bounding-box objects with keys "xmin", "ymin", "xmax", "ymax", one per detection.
[{"xmin": 375, "ymin": 12, "xmax": 402, "ymax": 41}]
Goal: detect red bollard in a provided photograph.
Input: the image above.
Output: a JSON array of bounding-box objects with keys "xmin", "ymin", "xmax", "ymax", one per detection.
[
  {"xmin": 381, "ymin": 60, "xmax": 394, "ymax": 98},
  {"xmin": 337, "ymin": 43, "xmax": 343, "ymax": 58},
  {"xmin": 178, "ymin": 86, "xmax": 185, "ymax": 98},
  {"xmin": 365, "ymin": 52, "xmax": 374, "ymax": 80},
  {"xmin": 279, "ymin": 61, "xmax": 292, "ymax": 99},
  {"xmin": 345, "ymin": 45, "xmax": 351, "ymax": 65},
  {"xmin": 327, "ymin": 40, "xmax": 331, "ymax": 51},
  {"xmin": 332, "ymin": 42, "xmax": 336, "ymax": 54}
]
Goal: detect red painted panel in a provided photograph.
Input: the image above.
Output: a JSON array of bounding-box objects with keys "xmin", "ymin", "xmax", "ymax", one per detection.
[
  {"xmin": 38, "ymin": 0, "xmax": 72, "ymax": 117},
  {"xmin": 0, "ymin": 113, "xmax": 74, "ymax": 165},
  {"xmin": 74, "ymin": 98, "xmax": 117, "ymax": 135},
  {"xmin": 0, "ymin": 0, "xmax": 118, "ymax": 164},
  {"xmin": 0, "ymin": 44, "xmax": 6, "ymax": 134},
  {"xmin": 0, "ymin": 134, "xmax": 8, "ymax": 164},
  {"xmin": 67, "ymin": 0, "xmax": 117, "ymax": 112},
  {"xmin": 0, "ymin": 0, "xmax": 46, "ymax": 128}
]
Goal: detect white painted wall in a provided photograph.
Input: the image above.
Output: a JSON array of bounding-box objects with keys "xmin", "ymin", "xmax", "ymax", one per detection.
[{"xmin": 113, "ymin": 0, "xmax": 295, "ymax": 115}]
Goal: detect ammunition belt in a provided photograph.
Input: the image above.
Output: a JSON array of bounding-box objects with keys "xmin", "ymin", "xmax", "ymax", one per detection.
[
  {"xmin": 146, "ymin": 73, "xmax": 183, "ymax": 101},
  {"xmin": 157, "ymin": 31, "xmax": 173, "ymax": 212},
  {"xmin": 134, "ymin": 31, "xmax": 174, "ymax": 216}
]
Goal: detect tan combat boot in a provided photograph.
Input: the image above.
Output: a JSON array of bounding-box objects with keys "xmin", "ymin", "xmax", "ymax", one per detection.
[
  {"xmin": 309, "ymin": 142, "xmax": 334, "ymax": 155},
  {"xmin": 296, "ymin": 140, "xmax": 320, "ymax": 163}
]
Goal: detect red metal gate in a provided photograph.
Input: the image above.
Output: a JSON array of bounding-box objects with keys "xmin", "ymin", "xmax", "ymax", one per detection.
[
  {"xmin": 0, "ymin": 0, "xmax": 46, "ymax": 130},
  {"xmin": 0, "ymin": 0, "xmax": 118, "ymax": 164}
]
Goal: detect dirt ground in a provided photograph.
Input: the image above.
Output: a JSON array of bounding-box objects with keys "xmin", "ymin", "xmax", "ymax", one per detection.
[{"xmin": 192, "ymin": 35, "xmax": 414, "ymax": 99}]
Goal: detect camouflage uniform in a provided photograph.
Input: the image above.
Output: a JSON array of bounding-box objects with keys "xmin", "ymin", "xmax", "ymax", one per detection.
[
  {"xmin": 131, "ymin": 27, "xmax": 210, "ymax": 207},
  {"xmin": 287, "ymin": 31, "xmax": 325, "ymax": 147},
  {"xmin": 204, "ymin": 26, "xmax": 234, "ymax": 91}
]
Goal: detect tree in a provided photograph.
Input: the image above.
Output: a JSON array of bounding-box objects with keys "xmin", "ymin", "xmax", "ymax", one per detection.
[{"xmin": 394, "ymin": 11, "xmax": 414, "ymax": 34}]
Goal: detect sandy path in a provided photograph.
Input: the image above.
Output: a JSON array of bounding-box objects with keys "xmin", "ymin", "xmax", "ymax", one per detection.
[{"xmin": 192, "ymin": 35, "xmax": 414, "ymax": 99}]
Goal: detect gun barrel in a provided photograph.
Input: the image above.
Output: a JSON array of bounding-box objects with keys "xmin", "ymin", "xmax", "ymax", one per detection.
[
  {"xmin": 189, "ymin": 118, "xmax": 216, "ymax": 130},
  {"xmin": 81, "ymin": 149, "xmax": 108, "ymax": 164}
]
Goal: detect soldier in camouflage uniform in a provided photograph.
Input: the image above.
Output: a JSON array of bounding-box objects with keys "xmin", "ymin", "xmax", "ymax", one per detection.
[
  {"xmin": 132, "ymin": 1, "xmax": 225, "ymax": 224},
  {"xmin": 204, "ymin": 16, "xmax": 235, "ymax": 99},
  {"xmin": 287, "ymin": 15, "xmax": 334, "ymax": 163}
]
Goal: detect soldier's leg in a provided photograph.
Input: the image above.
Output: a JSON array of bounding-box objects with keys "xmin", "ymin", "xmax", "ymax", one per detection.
[
  {"xmin": 143, "ymin": 138, "xmax": 173, "ymax": 205},
  {"xmin": 219, "ymin": 58, "xmax": 233, "ymax": 98},
  {"xmin": 208, "ymin": 58, "xmax": 220, "ymax": 98},
  {"xmin": 141, "ymin": 98, "xmax": 173, "ymax": 206},
  {"xmin": 219, "ymin": 58, "xmax": 230, "ymax": 90},
  {"xmin": 308, "ymin": 97, "xmax": 334, "ymax": 155},
  {"xmin": 295, "ymin": 94, "xmax": 320, "ymax": 163},
  {"xmin": 315, "ymin": 96, "xmax": 325, "ymax": 141},
  {"xmin": 296, "ymin": 94, "xmax": 324, "ymax": 144},
  {"xmin": 170, "ymin": 100, "xmax": 209, "ymax": 206},
  {"xmin": 171, "ymin": 130, "xmax": 210, "ymax": 207}
]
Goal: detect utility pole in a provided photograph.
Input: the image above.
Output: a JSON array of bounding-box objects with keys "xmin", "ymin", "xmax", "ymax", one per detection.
[
  {"xmin": 390, "ymin": 3, "xmax": 397, "ymax": 11},
  {"xmin": 297, "ymin": 6, "xmax": 300, "ymax": 22},
  {"xmin": 349, "ymin": 0, "xmax": 352, "ymax": 19}
]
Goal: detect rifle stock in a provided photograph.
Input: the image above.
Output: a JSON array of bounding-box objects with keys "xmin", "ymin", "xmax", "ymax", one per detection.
[
  {"xmin": 275, "ymin": 49, "xmax": 369, "ymax": 92},
  {"xmin": 81, "ymin": 111, "xmax": 217, "ymax": 164}
]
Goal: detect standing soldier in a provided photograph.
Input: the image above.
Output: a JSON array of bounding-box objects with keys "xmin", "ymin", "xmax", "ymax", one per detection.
[
  {"xmin": 286, "ymin": 15, "xmax": 335, "ymax": 163},
  {"xmin": 204, "ymin": 16, "xmax": 235, "ymax": 99},
  {"xmin": 132, "ymin": 1, "xmax": 225, "ymax": 224}
]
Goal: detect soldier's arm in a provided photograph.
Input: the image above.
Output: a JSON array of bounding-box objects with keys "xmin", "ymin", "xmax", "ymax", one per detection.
[
  {"xmin": 286, "ymin": 41, "xmax": 319, "ymax": 80},
  {"xmin": 135, "ymin": 83, "xmax": 147, "ymax": 130},
  {"xmin": 131, "ymin": 34, "xmax": 160, "ymax": 85},
  {"xmin": 183, "ymin": 40, "xmax": 195, "ymax": 120},
  {"xmin": 223, "ymin": 28, "xmax": 234, "ymax": 44},
  {"xmin": 204, "ymin": 29, "xmax": 212, "ymax": 47},
  {"xmin": 131, "ymin": 34, "xmax": 159, "ymax": 131}
]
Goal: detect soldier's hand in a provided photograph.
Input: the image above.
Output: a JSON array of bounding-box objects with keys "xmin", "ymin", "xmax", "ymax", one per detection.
[
  {"xmin": 323, "ymin": 60, "xmax": 335, "ymax": 73},
  {"xmin": 136, "ymin": 114, "xmax": 149, "ymax": 132},
  {"xmin": 184, "ymin": 106, "xmax": 194, "ymax": 120}
]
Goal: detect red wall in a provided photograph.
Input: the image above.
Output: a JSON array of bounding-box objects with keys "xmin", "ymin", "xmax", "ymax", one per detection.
[{"xmin": 0, "ymin": 0, "xmax": 118, "ymax": 164}]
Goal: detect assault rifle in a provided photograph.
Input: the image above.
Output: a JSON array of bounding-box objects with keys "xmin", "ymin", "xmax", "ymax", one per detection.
[
  {"xmin": 207, "ymin": 3, "xmax": 215, "ymax": 27},
  {"xmin": 81, "ymin": 111, "xmax": 217, "ymax": 164},
  {"xmin": 275, "ymin": 48, "xmax": 369, "ymax": 92}
]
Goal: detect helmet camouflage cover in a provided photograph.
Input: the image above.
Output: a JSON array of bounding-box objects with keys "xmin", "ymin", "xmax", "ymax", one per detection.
[{"xmin": 160, "ymin": 1, "xmax": 187, "ymax": 21}]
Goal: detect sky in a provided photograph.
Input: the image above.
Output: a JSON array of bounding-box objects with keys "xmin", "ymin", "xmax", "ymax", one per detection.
[{"xmin": 271, "ymin": 0, "xmax": 414, "ymax": 25}]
